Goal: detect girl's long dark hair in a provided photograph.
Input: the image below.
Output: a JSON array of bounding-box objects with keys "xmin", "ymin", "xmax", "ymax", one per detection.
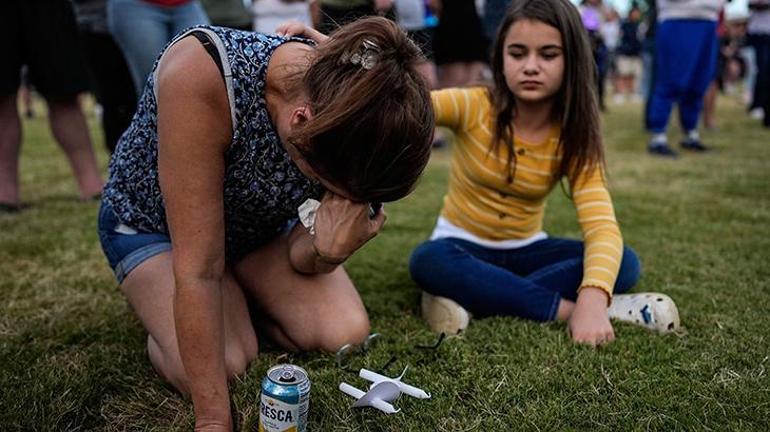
[{"xmin": 490, "ymin": 0, "xmax": 604, "ymax": 186}]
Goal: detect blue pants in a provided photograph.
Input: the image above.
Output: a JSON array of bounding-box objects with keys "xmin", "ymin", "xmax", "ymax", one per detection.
[
  {"xmin": 409, "ymin": 238, "xmax": 641, "ymax": 322},
  {"xmin": 646, "ymin": 20, "xmax": 718, "ymax": 133},
  {"xmin": 748, "ymin": 34, "xmax": 770, "ymax": 122},
  {"xmin": 107, "ymin": 0, "xmax": 209, "ymax": 97}
]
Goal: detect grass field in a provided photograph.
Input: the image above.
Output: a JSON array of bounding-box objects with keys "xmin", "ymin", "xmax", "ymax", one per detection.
[{"xmin": 1, "ymin": 96, "xmax": 769, "ymax": 431}]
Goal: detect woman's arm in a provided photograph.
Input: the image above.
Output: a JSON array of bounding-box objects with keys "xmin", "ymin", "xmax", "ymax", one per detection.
[
  {"xmin": 156, "ymin": 38, "xmax": 234, "ymax": 430},
  {"xmin": 276, "ymin": 21, "xmax": 329, "ymax": 43},
  {"xmin": 287, "ymin": 192, "xmax": 386, "ymax": 274}
]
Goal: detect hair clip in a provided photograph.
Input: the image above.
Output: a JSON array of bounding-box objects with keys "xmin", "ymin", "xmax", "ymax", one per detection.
[{"xmin": 340, "ymin": 39, "xmax": 381, "ymax": 70}]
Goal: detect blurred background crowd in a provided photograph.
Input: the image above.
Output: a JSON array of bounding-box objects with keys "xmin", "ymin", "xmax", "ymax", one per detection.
[{"xmin": 1, "ymin": 0, "xmax": 768, "ymax": 211}]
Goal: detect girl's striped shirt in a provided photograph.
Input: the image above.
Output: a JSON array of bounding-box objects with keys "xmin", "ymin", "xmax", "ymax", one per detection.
[{"xmin": 431, "ymin": 87, "xmax": 623, "ymax": 298}]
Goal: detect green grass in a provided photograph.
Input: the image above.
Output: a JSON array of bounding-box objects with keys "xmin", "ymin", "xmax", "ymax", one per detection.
[{"xmin": 1, "ymin": 96, "xmax": 769, "ymax": 431}]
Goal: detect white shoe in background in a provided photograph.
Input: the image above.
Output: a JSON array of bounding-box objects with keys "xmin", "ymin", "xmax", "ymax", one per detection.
[
  {"xmin": 608, "ymin": 293, "xmax": 681, "ymax": 333},
  {"xmin": 421, "ymin": 292, "xmax": 471, "ymax": 335},
  {"xmin": 749, "ymin": 107, "xmax": 765, "ymax": 120}
]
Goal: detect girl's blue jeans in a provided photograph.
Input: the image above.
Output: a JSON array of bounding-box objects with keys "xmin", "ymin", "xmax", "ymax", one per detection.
[{"xmin": 409, "ymin": 237, "xmax": 641, "ymax": 322}]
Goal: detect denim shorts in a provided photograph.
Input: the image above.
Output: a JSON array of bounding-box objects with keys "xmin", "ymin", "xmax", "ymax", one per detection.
[{"xmin": 97, "ymin": 201, "xmax": 172, "ymax": 284}]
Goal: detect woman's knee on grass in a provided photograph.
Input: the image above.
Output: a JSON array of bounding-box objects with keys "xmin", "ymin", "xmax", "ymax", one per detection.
[
  {"xmin": 288, "ymin": 305, "xmax": 370, "ymax": 352},
  {"xmin": 147, "ymin": 336, "xmax": 189, "ymax": 394},
  {"xmin": 147, "ymin": 331, "xmax": 258, "ymax": 395},
  {"xmin": 224, "ymin": 331, "xmax": 259, "ymax": 377}
]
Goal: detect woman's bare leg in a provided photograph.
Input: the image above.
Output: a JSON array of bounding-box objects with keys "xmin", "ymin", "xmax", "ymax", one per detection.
[
  {"xmin": 233, "ymin": 233, "xmax": 370, "ymax": 353},
  {"xmin": 119, "ymin": 251, "xmax": 258, "ymax": 394}
]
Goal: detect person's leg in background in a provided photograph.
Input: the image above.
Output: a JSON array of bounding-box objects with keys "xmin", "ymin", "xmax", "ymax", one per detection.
[
  {"xmin": 169, "ymin": 0, "xmax": 210, "ymax": 38},
  {"xmin": 0, "ymin": 1, "xmax": 24, "ymax": 209},
  {"xmin": 678, "ymin": 20, "xmax": 718, "ymax": 151},
  {"xmin": 31, "ymin": 0, "xmax": 103, "ymax": 200},
  {"xmin": 749, "ymin": 33, "xmax": 770, "ymax": 120},
  {"xmin": 762, "ymin": 37, "xmax": 770, "ymax": 128},
  {"xmin": 646, "ymin": 20, "xmax": 695, "ymax": 157},
  {"xmin": 45, "ymin": 95, "xmax": 105, "ymax": 199},
  {"xmin": 80, "ymin": 30, "xmax": 137, "ymax": 153},
  {"xmin": 741, "ymin": 39, "xmax": 757, "ymax": 109},
  {"xmin": 0, "ymin": 93, "xmax": 22, "ymax": 210},
  {"xmin": 108, "ymin": 0, "xmax": 175, "ymax": 97},
  {"xmin": 751, "ymin": 34, "xmax": 770, "ymax": 125}
]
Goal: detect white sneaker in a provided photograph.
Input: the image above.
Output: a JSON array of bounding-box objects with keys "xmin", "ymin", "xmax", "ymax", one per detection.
[
  {"xmin": 608, "ymin": 293, "xmax": 681, "ymax": 333},
  {"xmin": 421, "ymin": 292, "xmax": 471, "ymax": 335},
  {"xmin": 749, "ymin": 107, "xmax": 765, "ymax": 120}
]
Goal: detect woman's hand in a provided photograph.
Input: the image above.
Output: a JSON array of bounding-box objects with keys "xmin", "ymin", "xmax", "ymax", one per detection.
[
  {"xmin": 311, "ymin": 192, "xmax": 386, "ymax": 262},
  {"xmin": 568, "ymin": 287, "xmax": 614, "ymax": 346},
  {"xmin": 275, "ymin": 21, "xmax": 329, "ymax": 44}
]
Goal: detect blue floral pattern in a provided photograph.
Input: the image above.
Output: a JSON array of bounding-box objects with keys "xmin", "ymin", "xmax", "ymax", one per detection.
[{"xmin": 103, "ymin": 26, "xmax": 324, "ymax": 260}]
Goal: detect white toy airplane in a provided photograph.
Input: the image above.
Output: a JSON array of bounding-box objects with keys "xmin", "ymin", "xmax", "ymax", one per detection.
[{"xmin": 339, "ymin": 367, "xmax": 431, "ymax": 414}]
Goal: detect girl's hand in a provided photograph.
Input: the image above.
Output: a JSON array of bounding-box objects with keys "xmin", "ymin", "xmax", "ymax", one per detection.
[
  {"xmin": 568, "ymin": 287, "xmax": 614, "ymax": 346},
  {"xmin": 311, "ymin": 192, "xmax": 386, "ymax": 261},
  {"xmin": 275, "ymin": 21, "xmax": 329, "ymax": 44}
]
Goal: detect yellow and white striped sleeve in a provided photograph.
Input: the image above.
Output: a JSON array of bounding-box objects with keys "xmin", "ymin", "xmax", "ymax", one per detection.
[
  {"xmin": 571, "ymin": 166, "xmax": 624, "ymax": 300},
  {"xmin": 430, "ymin": 87, "xmax": 484, "ymax": 132}
]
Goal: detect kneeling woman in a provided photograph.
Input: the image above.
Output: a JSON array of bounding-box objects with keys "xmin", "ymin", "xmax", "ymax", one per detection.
[{"xmin": 98, "ymin": 18, "xmax": 432, "ymax": 430}]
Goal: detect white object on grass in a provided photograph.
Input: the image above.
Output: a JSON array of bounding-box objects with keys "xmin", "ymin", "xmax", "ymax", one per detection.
[
  {"xmin": 339, "ymin": 367, "xmax": 431, "ymax": 414},
  {"xmin": 339, "ymin": 381, "xmax": 401, "ymax": 414},
  {"xmin": 359, "ymin": 366, "xmax": 431, "ymax": 399},
  {"xmin": 608, "ymin": 293, "xmax": 681, "ymax": 333}
]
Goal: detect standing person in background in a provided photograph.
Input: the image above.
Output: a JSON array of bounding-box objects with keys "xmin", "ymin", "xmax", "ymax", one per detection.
[
  {"xmin": 645, "ymin": 0, "xmax": 724, "ymax": 157},
  {"xmin": 409, "ymin": 0, "xmax": 680, "ymax": 341},
  {"xmin": 748, "ymin": 0, "xmax": 770, "ymax": 127},
  {"xmin": 601, "ymin": 7, "xmax": 621, "ymax": 104},
  {"xmin": 432, "ymin": 0, "xmax": 490, "ymax": 87},
  {"xmin": 640, "ymin": 0, "xmax": 657, "ymax": 125},
  {"xmin": 483, "ymin": 0, "xmax": 512, "ymax": 46},
  {"xmin": 73, "ymin": 0, "xmax": 137, "ymax": 154},
  {"xmin": 615, "ymin": 5, "xmax": 644, "ymax": 103},
  {"xmin": 107, "ymin": 0, "xmax": 210, "ymax": 98},
  {"xmin": 395, "ymin": 0, "xmax": 438, "ymax": 88},
  {"xmin": 580, "ymin": 0, "xmax": 609, "ymax": 110},
  {"xmin": 703, "ymin": 11, "xmax": 748, "ymax": 130},
  {"xmin": 201, "ymin": 0, "xmax": 252, "ymax": 30},
  {"xmin": 316, "ymin": 0, "xmax": 394, "ymax": 34},
  {"xmin": 253, "ymin": 0, "xmax": 313, "ymax": 34},
  {"xmin": 395, "ymin": 0, "xmax": 447, "ymax": 146},
  {"xmin": 0, "ymin": 0, "xmax": 104, "ymax": 212},
  {"xmin": 19, "ymin": 66, "xmax": 35, "ymax": 119}
]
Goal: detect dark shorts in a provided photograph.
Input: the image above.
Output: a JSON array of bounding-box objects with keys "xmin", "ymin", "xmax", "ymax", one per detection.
[
  {"xmin": 97, "ymin": 201, "xmax": 171, "ymax": 284},
  {"xmin": 0, "ymin": 0, "xmax": 90, "ymax": 98},
  {"xmin": 432, "ymin": 0, "xmax": 489, "ymax": 65}
]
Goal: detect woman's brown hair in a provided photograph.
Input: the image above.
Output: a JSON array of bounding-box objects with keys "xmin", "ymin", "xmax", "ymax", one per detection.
[
  {"xmin": 490, "ymin": 0, "xmax": 604, "ymax": 186},
  {"xmin": 291, "ymin": 17, "xmax": 434, "ymax": 203}
]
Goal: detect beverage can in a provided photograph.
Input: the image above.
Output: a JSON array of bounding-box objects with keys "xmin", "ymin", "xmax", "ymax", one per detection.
[{"xmin": 259, "ymin": 364, "xmax": 310, "ymax": 432}]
